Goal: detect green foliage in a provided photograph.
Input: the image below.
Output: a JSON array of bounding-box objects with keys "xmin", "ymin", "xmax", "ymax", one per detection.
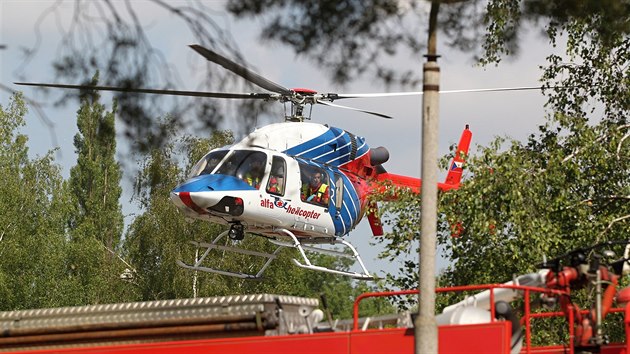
[
  {"xmin": 484, "ymin": 0, "xmax": 629, "ymax": 136},
  {"xmin": 69, "ymin": 77, "xmax": 123, "ymax": 249},
  {"xmin": 377, "ymin": 117, "xmax": 629, "ymax": 284},
  {"xmin": 0, "ymin": 93, "xmax": 75, "ymax": 310}
]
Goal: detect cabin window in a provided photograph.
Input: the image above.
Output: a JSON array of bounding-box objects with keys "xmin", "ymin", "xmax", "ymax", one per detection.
[
  {"xmin": 189, "ymin": 150, "xmax": 229, "ymax": 178},
  {"xmin": 216, "ymin": 150, "xmax": 267, "ymax": 189},
  {"xmin": 266, "ymin": 156, "xmax": 286, "ymax": 196},
  {"xmin": 334, "ymin": 173, "xmax": 344, "ymax": 210},
  {"xmin": 298, "ymin": 162, "xmax": 330, "ymax": 207}
]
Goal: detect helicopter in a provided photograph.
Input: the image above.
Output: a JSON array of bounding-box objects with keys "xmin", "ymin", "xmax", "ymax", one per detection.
[{"xmin": 16, "ymin": 44, "xmax": 472, "ymax": 280}]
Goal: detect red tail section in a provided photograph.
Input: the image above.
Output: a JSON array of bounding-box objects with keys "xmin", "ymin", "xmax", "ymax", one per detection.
[
  {"xmin": 367, "ymin": 126, "xmax": 472, "ymax": 236},
  {"xmin": 373, "ymin": 125, "xmax": 472, "ymax": 194}
]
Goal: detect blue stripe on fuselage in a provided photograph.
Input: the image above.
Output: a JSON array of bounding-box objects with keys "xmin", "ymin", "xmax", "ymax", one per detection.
[
  {"xmin": 285, "ymin": 127, "xmax": 369, "ymax": 167},
  {"xmin": 173, "ymin": 174, "xmax": 256, "ymax": 193},
  {"xmin": 285, "ymin": 128, "xmax": 341, "ymax": 157}
]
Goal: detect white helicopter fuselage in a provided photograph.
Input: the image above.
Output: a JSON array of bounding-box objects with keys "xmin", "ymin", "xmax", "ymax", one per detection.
[
  {"xmin": 170, "ymin": 122, "xmax": 371, "ymax": 242},
  {"xmin": 171, "ymin": 151, "xmax": 338, "ymax": 240}
]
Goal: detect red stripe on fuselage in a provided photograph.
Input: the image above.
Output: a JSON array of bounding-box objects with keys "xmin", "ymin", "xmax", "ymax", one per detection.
[
  {"xmin": 338, "ymin": 154, "xmax": 373, "ymax": 210},
  {"xmin": 178, "ymin": 192, "xmax": 208, "ymax": 215}
]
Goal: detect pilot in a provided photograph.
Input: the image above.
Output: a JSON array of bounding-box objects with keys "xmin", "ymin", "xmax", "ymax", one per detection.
[
  {"xmin": 243, "ymin": 157, "xmax": 264, "ymax": 188},
  {"xmin": 267, "ymin": 165, "xmax": 284, "ymax": 194},
  {"xmin": 302, "ymin": 171, "xmax": 329, "ymax": 205}
]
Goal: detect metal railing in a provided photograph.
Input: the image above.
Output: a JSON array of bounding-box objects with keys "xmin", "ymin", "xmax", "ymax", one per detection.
[{"xmin": 352, "ymin": 284, "xmax": 627, "ymax": 354}]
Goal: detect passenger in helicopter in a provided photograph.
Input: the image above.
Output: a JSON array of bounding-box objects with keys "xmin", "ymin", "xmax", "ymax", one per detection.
[
  {"xmin": 267, "ymin": 164, "xmax": 285, "ymax": 195},
  {"xmin": 301, "ymin": 171, "xmax": 329, "ymax": 206}
]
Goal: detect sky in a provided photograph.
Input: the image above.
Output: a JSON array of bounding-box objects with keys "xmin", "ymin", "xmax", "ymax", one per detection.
[{"xmin": 1, "ymin": 1, "xmax": 558, "ymax": 280}]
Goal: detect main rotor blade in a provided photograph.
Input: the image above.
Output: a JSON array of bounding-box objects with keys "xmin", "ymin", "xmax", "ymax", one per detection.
[
  {"xmin": 323, "ymin": 86, "xmax": 547, "ymax": 100},
  {"xmin": 440, "ymin": 86, "xmax": 547, "ymax": 94},
  {"xmin": 189, "ymin": 44, "xmax": 293, "ymax": 96},
  {"xmin": 14, "ymin": 82, "xmax": 275, "ymax": 100},
  {"xmin": 317, "ymin": 100, "xmax": 392, "ymax": 119}
]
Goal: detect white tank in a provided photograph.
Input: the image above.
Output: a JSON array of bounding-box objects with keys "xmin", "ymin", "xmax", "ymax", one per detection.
[{"xmin": 436, "ymin": 306, "xmax": 491, "ymax": 326}]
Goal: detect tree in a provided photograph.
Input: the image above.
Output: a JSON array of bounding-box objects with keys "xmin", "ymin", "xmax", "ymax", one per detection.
[
  {"xmin": 65, "ymin": 76, "xmax": 131, "ymax": 305},
  {"xmin": 69, "ymin": 79, "xmax": 123, "ymax": 251},
  {"xmin": 0, "ymin": 93, "xmax": 75, "ymax": 310}
]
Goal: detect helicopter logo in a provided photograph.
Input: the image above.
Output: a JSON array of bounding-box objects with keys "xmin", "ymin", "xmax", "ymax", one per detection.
[
  {"xmin": 271, "ymin": 197, "xmax": 290, "ymax": 209},
  {"xmin": 16, "ymin": 44, "xmax": 472, "ymax": 280}
]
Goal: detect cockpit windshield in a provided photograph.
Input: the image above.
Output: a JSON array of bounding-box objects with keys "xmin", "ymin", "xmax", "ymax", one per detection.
[
  {"xmin": 216, "ymin": 150, "xmax": 267, "ymax": 188},
  {"xmin": 189, "ymin": 150, "xmax": 229, "ymax": 178}
]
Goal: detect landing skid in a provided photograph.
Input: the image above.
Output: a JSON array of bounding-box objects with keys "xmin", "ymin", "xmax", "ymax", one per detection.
[
  {"xmin": 177, "ymin": 229, "xmax": 375, "ymax": 280},
  {"xmin": 270, "ymin": 229, "xmax": 375, "ymax": 280}
]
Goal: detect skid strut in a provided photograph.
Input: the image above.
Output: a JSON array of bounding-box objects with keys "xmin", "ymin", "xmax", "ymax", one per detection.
[{"xmin": 177, "ymin": 230, "xmax": 282, "ymax": 279}]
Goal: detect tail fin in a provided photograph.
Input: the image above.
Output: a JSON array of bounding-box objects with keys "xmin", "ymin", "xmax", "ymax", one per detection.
[{"xmin": 439, "ymin": 125, "xmax": 472, "ymax": 191}]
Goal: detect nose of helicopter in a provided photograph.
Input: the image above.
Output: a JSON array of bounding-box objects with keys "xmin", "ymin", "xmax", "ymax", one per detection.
[
  {"xmin": 170, "ymin": 174, "xmax": 256, "ymax": 214},
  {"xmin": 170, "ymin": 190, "xmax": 210, "ymax": 215},
  {"xmin": 170, "ymin": 191, "xmax": 189, "ymax": 209}
]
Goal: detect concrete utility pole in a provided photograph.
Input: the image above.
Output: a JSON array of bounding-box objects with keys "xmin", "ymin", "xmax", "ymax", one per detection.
[{"xmin": 415, "ymin": 1, "xmax": 440, "ymax": 354}]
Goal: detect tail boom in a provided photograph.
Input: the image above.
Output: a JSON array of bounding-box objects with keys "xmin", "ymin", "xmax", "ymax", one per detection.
[{"xmin": 371, "ymin": 125, "xmax": 472, "ymax": 197}]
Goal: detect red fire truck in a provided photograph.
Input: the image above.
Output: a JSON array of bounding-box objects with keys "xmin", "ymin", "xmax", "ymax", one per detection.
[{"xmin": 2, "ymin": 241, "xmax": 630, "ymax": 354}]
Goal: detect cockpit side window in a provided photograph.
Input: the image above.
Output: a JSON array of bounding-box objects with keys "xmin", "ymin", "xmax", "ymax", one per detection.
[
  {"xmin": 216, "ymin": 150, "xmax": 267, "ymax": 189},
  {"xmin": 266, "ymin": 156, "xmax": 286, "ymax": 196},
  {"xmin": 189, "ymin": 150, "xmax": 229, "ymax": 178},
  {"xmin": 334, "ymin": 173, "xmax": 344, "ymax": 210},
  {"xmin": 299, "ymin": 162, "xmax": 330, "ymax": 207}
]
